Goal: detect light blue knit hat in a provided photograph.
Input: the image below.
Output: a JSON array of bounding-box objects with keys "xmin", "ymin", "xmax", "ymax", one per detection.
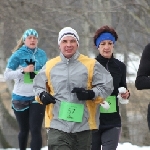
[{"xmin": 23, "ymin": 29, "xmax": 38, "ymax": 41}]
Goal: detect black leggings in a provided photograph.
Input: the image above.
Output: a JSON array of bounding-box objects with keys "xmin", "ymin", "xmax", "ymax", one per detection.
[
  {"xmin": 91, "ymin": 127, "xmax": 121, "ymax": 150},
  {"xmin": 14, "ymin": 103, "xmax": 45, "ymax": 150}
]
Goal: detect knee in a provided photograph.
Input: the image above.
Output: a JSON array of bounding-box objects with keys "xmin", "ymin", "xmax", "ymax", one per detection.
[{"xmin": 30, "ymin": 127, "xmax": 41, "ymax": 137}]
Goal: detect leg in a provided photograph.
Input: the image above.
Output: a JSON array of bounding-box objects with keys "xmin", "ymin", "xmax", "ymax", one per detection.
[
  {"xmin": 101, "ymin": 127, "xmax": 121, "ymax": 150},
  {"xmin": 29, "ymin": 103, "xmax": 45, "ymax": 150},
  {"xmin": 47, "ymin": 128, "xmax": 71, "ymax": 150},
  {"xmin": 76, "ymin": 130, "xmax": 92, "ymax": 150},
  {"xmin": 91, "ymin": 130, "xmax": 101, "ymax": 150},
  {"xmin": 14, "ymin": 109, "xmax": 29, "ymax": 150}
]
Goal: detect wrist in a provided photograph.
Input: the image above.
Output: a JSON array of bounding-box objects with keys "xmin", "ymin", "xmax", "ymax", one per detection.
[
  {"xmin": 89, "ymin": 90, "xmax": 95, "ymax": 99},
  {"xmin": 20, "ymin": 68, "xmax": 25, "ymax": 74}
]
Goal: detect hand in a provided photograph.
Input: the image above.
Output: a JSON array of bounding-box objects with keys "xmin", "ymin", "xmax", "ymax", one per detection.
[
  {"xmin": 23, "ymin": 65, "xmax": 34, "ymax": 73},
  {"xmin": 118, "ymin": 87, "xmax": 130, "ymax": 99},
  {"xmin": 25, "ymin": 59, "xmax": 35, "ymax": 65},
  {"xmin": 120, "ymin": 90, "xmax": 130, "ymax": 99},
  {"xmin": 71, "ymin": 88, "xmax": 95, "ymax": 101},
  {"xmin": 39, "ymin": 91, "xmax": 56, "ymax": 105},
  {"xmin": 117, "ymin": 94, "xmax": 129, "ymax": 104},
  {"xmin": 30, "ymin": 72, "xmax": 36, "ymax": 79},
  {"xmin": 101, "ymin": 101, "xmax": 110, "ymax": 110},
  {"xmin": 118, "ymin": 87, "xmax": 129, "ymax": 104},
  {"xmin": 25, "ymin": 59, "xmax": 35, "ymax": 79}
]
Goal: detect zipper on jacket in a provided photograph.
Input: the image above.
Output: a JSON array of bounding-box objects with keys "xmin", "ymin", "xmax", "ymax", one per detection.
[
  {"xmin": 106, "ymin": 60, "xmax": 109, "ymax": 72},
  {"xmin": 66, "ymin": 59, "xmax": 70, "ymax": 96},
  {"xmin": 32, "ymin": 48, "xmax": 38, "ymax": 71},
  {"xmin": 26, "ymin": 47, "xmax": 37, "ymax": 71},
  {"xmin": 66, "ymin": 58, "xmax": 74, "ymax": 132},
  {"xmin": 67, "ymin": 59, "xmax": 69, "ymax": 65},
  {"xmin": 32, "ymin": 55, "xmax": 36, "ymax": 71}
]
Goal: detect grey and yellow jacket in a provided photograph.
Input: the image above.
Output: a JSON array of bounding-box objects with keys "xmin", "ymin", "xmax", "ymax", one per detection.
[{"xmin": 33, "ymin": 51, "xmax": 113, "ymax": 133}]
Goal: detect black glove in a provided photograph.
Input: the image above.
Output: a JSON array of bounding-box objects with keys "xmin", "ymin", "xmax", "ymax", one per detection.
[
  {"xmin": 25, "ymin": 59, "xmax": 35, "ymax": 65},
  {"xmin": 71, "ymin": 88, "xmax": 95, "ymax": 101},
  {"xmin": 29, "ymin": 72, "xmax": 36, "ymax": 79},
  {"xmin": 39, "ymin": 91, "xmax": 56, "ymax": 105},
  {"xmin": 25, "ymin": 59, "xmax": 36, "ymax": 79}
]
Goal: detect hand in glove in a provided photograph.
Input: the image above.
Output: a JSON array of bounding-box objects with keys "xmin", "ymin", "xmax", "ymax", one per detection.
[
  {"xmin": 29, "ymin": 72, "xmax": 36, "ymax": 79},
  {"xmin": 117, "ymin": 87, "xmax": 129, "ymax": 104},
  {"xmin": 39, "ymin": 91, "xmax": 56, "ymax": 105},
  {"xmin": 25, "ymin": 59, "xmax": 36, "ymax": 79},
  {"xmin": 71, "ymin": 88, "xmax": 95, "ymax": 101},
  {"xmin": 25, "ymin": 59, "xmax": 35, "ymax": 66},
  {"xmin": 101, "ymin": 101, "xmax": 110, "ymax": 110}
]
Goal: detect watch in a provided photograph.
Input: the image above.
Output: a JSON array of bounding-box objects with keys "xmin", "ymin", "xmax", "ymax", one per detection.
[{"xmin": 20, "ymin": 68, "xmax": 25, "ymax": 74}]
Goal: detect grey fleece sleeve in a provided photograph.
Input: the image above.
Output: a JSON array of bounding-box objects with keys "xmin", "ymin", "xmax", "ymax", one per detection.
[
  {"xmin": 92, "ymin": 61, "xmax": 114, "ymax": 99},
  {"xmin": 4, "ymin": 68, "xmax": 23, "ymax": 80},
  {"xmin": 33, "ymin": 65, "xmax": 48, "ymax": 96}
]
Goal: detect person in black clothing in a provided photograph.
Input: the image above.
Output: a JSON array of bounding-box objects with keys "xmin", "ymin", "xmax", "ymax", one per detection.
[
  {"xmin": 135, "ymin": 43, "xmax": 150, "ymax": 130},
  {"xmin": 91, "ymin": 25, "xmax": 130, "ymax": 150}
]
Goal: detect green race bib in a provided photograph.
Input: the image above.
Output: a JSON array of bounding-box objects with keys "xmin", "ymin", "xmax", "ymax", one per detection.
[
  {"xmin": 23, "ymin": 71, "xmax": 38, "ymax": 83},
  {"xmin": 59, "ymin": 101, "xmax": 84, "ymax": 122},
  {"xmin": 100, "ymin": 96, "xmax": 117, "ymax": 113}
]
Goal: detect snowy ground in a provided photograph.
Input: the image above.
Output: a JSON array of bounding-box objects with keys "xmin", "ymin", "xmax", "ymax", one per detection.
[{"xmin": 0, "ymin": 143, "xmax": 150, "ymax": 150}]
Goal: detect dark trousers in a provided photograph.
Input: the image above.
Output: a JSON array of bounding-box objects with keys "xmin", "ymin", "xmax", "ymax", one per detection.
[
  {"xmin": 48, "ymin": 128, "xmax": 92, "ymax": 150},
  {"xmin": 91, "ymin": 127, "xmax": 121, "ymax": 150},
  {"xmin": 14, "ymin": 103, "xmax": 45, "ymax": 150}
]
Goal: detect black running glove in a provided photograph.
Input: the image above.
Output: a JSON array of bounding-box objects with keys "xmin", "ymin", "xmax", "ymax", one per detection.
[
  {"xmin": 25, "ymin": 59, "xmax": 36, "ymax": 79},
  {"xmin": 29, "ymin": 72, "xmax": 36, "ymax": 79},
  {"xmin": 71, "ymin": 88, "xmax": 95, "ymax": 101},
  {"xmin": 39, "ymin": 91, "xmax": 56, "ymax": 105}
]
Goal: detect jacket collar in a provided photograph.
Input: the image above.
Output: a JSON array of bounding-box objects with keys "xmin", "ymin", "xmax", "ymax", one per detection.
[
  {"xmin": 19, "ymin": 45, "xmax": 37, "ymax": 54},
  {"xmin": 60, "ymin": 51, "xmax": 80, "ymax": 63},
  {"xmin": 96, "ymin": 53, "xmax": 114, "ymax": 63}
]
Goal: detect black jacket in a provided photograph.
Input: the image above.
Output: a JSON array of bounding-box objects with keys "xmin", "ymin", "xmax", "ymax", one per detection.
[
  {"xmin": 135, "ymin": 43, "xmax": 150, "ymax": 89},
  {"xmin": 96, "ymin": 54, "xmax": 127, "ymax": 129},
  {"xmin": 135, "ymin": 43, "xmax": 150, "ymax": 130}
]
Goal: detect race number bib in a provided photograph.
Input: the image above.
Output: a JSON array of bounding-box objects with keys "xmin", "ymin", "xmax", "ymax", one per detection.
[
  {"xmin": 59, "ymin": 101, "xmax": 84, "ymax": 122},
  {"xmin": 23, "ymin": 71, "xmax": 38, "ymax": 83},
  {"xmin": 100, "ymin": 96, "xmax": 117, "ymax": 113}
]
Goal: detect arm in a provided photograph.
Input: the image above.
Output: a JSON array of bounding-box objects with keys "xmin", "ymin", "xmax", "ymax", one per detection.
[
  {"xmin": 33, "ymin": 65, "xmax": 48, "ymax": 96},
  {"xmin": 135, "ymin": 43, "xmax": 150, "ymax": 90},
  {"xmin": 33, "ymin": 65, "xmax": 57, "ymax": 105},
  {"xmin": 4, "ymin": 53, "xmax": 23, "ymax": 80},
  {"xmin": 119, "ymin": 63, "xmax": 130, "ymax": 99},
  {"xmin": 4, "ymin": 57, "xmax": 35, "ymax": 80},
  {"xmin": 43, "ymin": 51, "xmax": 48, "ymax": 64},
  {"xmin": 92, "ymin": 61, "xmax": 114, "ymax": 99}
]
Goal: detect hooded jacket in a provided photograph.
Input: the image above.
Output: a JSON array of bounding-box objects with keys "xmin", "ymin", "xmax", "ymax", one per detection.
[
  {"xmin": 4, "ymin": 45, "xmax": 48, "ymax": 97},
  {"xmin": 33, "ymin": 51, "xmax": 114, "ymax": 133},
  {"xmin": 96, "ymin": 54, "xmax": 127, "ymax": 128}
]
